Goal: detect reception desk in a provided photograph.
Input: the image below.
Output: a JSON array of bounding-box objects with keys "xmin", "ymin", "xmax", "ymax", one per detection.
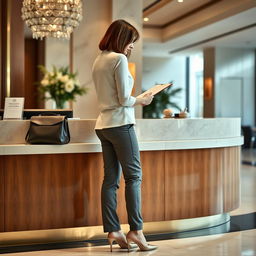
[{"xmin": 0, "ymin": 118, "xmax": 243, "ymax": 246}]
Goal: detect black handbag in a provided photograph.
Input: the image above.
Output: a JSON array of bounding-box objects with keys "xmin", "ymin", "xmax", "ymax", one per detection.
[{"xmin": 25, "ymin": 115, "xmax": 70, "ymax": 144}]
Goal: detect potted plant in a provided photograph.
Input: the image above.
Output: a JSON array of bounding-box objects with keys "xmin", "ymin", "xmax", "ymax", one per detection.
[
  {"xmin": 38, "ymin": 65, "xmax": 86, "ymax": 109},
  {"xmin": 143, "ymin": 83, "xmax": 182, "ymax": 118}
]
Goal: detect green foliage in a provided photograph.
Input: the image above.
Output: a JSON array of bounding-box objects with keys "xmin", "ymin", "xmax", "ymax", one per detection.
[
  {"xmin": 38, "ymin": 65, "xmax": 87, "ymax": 108},
  {"xmin": 143, "ymin": 83, "xmax": 182, "ymax": 118}
]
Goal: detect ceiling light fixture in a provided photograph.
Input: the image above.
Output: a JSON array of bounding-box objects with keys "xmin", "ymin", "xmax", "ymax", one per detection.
[
  {"xmin": 21, "ymin": 0, "xmax": 83, "ymax": 40},
  {"xmin": 144, "ymin": 17, "xmax": 149, "ymax": 22},
  {"xmin": 177, "ymin": 0, "xmax": 184, "ymax": 2}
]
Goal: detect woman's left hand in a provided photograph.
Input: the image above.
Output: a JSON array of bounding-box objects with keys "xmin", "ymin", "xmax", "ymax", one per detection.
[{"xmin": 136, "ymin": 93, "xmax": 154, "ymax": 106}]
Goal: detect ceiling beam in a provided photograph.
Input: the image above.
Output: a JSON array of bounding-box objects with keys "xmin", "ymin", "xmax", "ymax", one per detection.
[
  {"xmin": 143, "ymin": 0, "xmax": 174, "ymax": 17},
  {"xmin": 144, "ymin": 0, "xmax": 222, "ymax": 29},
  {"xmin": 162, "ymin": 0, "xmax": 256, "ymax": 42},
  {"xmin": 168, "ymin": 23, "xmax": 256, "ymax": 54}
]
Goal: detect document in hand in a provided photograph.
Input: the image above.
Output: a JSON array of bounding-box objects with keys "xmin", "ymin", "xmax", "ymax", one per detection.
[{"xmin": 137, "ymin": 83, "xmax": 173, "ymax": 98}]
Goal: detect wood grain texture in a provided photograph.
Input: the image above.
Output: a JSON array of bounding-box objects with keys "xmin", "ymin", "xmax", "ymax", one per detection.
[
  {"xmin": 140, "ymin": 151, "xmax": 165, "ymax": 222},
  {"xmin": 0, "ymin": 156, "xmax": 4, "ymax": 231},
  {"xmin": 0, "ymin": 0, "xmax": 25, "ymax": 106},
  {"xmin": 24, "ymin": 39, "xmax": 39, "ymax": 108},
  {"xmin": 0, "ymin": 0, "xmax": 7, "ymax": 108},
  {"xmin": 0, "ymin": 0, "xmax": 2, "ymax": 107},
  {"xmin": 165, "ymin": 147, "xmax": 240, "ymax": 220},
  {"xmin": 10, "ymin": 0, "xmax": 25, "ymax": 98},
  {"xmin": 116, "ymin": 151, "xmax": 165, "ymax": 224},
  {"xmin": 116, "ymin": 173, "xmax": 127, "ymax": 224},
  {"xmin": 4, "ymin": 153, "xmax": 104, "ymax": 231},
  {"xmin": 2, "ymin": 147, "xmax": 240, "ymax": 231},
  {"xmin": 82, "ymin": 153, "xmax": 104, "ymax": 226},
  {"xmin": 143, "ymin": 0, "xmax": 173, "ymax": 17},
  {"xmin": 24, "ymin": 39, "xmax": 45, "ymax": 108},
  {"xmin": 222, "ymin": 147, "xmax": 240, "ymax": 212}
]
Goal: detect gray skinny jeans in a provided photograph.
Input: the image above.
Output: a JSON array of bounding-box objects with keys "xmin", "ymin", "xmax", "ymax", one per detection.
[{"xmin": 96, "ymin": 124, "xmax": 143, "ymax": 232}]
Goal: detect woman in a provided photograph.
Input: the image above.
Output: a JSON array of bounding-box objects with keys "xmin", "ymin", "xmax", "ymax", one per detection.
[{"xmin": 92, "ymin": 19, "xmax": 157, "ymax": 252}]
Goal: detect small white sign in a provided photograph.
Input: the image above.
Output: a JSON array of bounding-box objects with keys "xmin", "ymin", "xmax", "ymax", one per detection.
[{"xmin": 3, "ymin": 97, "xmax": 24, "ymax": 120}]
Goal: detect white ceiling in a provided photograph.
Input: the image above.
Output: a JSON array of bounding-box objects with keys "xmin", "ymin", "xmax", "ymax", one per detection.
[{"xmin": 143, "ymin": 7, "xmax": 256, "ymax": 57}]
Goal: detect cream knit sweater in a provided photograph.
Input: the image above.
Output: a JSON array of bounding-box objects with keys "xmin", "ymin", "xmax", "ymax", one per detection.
[{"xmin": 92, "ymin": 51, "xmax": 136, "ymax": 129}]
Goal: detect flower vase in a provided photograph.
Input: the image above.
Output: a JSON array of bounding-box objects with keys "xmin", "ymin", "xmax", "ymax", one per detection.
[{"xmin": 54, "ymin": 98, "xmax": 67, "ymax": 109}]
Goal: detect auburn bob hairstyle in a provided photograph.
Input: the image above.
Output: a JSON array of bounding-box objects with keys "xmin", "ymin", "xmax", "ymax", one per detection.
[{"xmin": 99, "ymin": 19, "xmax": 139, "ymax": 55}]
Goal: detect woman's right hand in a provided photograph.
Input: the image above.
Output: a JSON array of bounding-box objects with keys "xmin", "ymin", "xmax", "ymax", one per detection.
[{"xmin": 136, "ymin": 93, "xmax": 154, "ymax": 106}]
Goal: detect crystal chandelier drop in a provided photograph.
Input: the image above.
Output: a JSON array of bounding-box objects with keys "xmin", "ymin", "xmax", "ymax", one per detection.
[{"xmin": 21, "ymin": 0, "xmax": 83, "ymax": 39}]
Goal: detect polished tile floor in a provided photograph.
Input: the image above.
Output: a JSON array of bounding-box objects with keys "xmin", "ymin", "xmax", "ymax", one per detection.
[
  {"xmin": 2, "ymin": 149, "xmax": 256, "ymax": 256},
  {"xmin": 2, "ymin": 229, "xmax": 256, "ymax": 256}
]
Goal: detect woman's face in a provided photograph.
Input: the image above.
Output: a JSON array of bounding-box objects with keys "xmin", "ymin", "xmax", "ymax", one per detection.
[{"xmin": 124, "ymin": 42, "xmax": 134, "ymax": 55}]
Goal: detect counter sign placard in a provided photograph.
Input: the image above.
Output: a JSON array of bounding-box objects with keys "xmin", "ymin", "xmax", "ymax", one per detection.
[{"xmin": 3, "ymin": 97, "xmax": 24, "ymax": 120}]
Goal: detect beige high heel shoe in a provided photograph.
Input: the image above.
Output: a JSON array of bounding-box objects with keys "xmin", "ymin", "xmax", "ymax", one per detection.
[
  {"xmin": 126, "ymin": 230, "xmax": 158, "ymax": 252},
  {"xmin": 108, "ymin": 231, "xmax": 137, "ymax": 252}
]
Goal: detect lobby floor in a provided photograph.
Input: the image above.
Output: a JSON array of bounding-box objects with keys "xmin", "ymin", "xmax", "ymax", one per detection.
[
  {"xmin": 2, "ymin": 229, "xmax": 255, "ymax": 256},
  {"xmin": 1, "ymin": 149, "xmax": 256, "ymax": 256}
]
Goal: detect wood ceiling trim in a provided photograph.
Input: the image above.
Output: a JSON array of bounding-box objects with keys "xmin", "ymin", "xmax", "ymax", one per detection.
[
  {"xmin": 143, "ymin": 0, "xmax": 222, "ymax": 29},
  {"xmin": 143, "ymin": 0, "xmax": 161, "ymax": 12},
  {"xmin": 168, "ymin": 23, "xmax": 256, "ymax": 54},
  {"xmin": 162, "ymin": 0, "xmax": 256, "ymax": 42},
  {"xmin": 143, "ymin": 0, "xmax": 175, "ymax": 17},
  {"xmin": 163, "ymin": 0, "xmax": 222, "ymax": 28}
]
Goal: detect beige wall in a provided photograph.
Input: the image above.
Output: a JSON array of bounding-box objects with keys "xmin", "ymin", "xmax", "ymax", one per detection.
[
  {"xmin": 73, "ymin": 0, "xmax": 143, "ymax": 119},
  {"xmin": 112, "ymin": 0, "xmax": 143, "ymax": 118},
  {"xmin": 72, "ymin": 0, "xmax": 112, "ymax": 118},
  {"xmin": 215, "ymin": 47, "xmax": 255, "ymax": 126},
  {"xmin": 44, "ymin": 0, "xmax": 144, "ymax": 118}
]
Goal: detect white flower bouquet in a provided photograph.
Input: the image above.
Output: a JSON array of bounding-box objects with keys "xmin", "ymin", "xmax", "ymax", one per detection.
[{"xmin": 38, "ymin": 65, "xmax": 86, "ymax": 109}]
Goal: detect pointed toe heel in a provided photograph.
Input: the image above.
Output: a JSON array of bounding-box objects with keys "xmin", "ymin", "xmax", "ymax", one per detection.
[
  {"xmin": 126, "ymin": 231, "xmax": 158, "ymax": 252},
  {"xmin": 108, "ymin": 231, "xmax": 130, "ymax": 252},
  {"xmin": 127, "ymin": 239, "xmax": 132, "ymax": 252},
  {"xmin": 108, "ymin": 238, "xmax": 115, "ymax": 252},
  {"xmin": 140, "ymin": 244, "xmax": 158, "ymax": 251}
]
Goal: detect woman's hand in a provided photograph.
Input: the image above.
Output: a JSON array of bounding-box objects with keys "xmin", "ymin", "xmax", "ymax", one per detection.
[
  {"xmin": 141, "ymin": 93, "xmax": 154, "ymax": 105},
  {"xmin": 135, "ymin": 93, "xmax": 154, "ymax": 106}
]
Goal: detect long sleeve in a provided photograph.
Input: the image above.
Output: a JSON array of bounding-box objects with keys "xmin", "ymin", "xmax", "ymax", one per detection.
[
  {"xmin": 114, "ymin": 55, "xmax": 136, "ymax": 107},
  {"xmin": 92, "ymin": 51, "xmax": 136, "ymax": 129}
]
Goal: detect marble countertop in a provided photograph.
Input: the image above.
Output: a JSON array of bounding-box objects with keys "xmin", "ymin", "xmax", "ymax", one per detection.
[
  {"xmin": 0, "ymin": 118, "xmax": 243, "ymax": 155},
  {"xmin": 0, "ymin": 137, "xmax": 243, "ymax": 155}
]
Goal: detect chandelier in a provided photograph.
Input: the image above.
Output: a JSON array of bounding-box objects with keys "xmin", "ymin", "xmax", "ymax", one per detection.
[{"xmin": 21, "ymin": 0, "xmax": 83, "ymax": 39}]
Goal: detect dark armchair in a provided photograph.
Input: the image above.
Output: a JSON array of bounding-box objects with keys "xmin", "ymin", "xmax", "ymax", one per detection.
[{"xmin": 241, "ymin": 126, "xmax": 256, "ymax": 149}]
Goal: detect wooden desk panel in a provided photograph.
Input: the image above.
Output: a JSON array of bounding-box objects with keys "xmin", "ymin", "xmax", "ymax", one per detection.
[
  {"xmin": 222, "ymin": 147, "xmax": 240, "ymax": 212},
  {"xmin": 140, "ymin": 151, "xmax": 165, "ymax": 222},
  {"xmin": 116, "ymin": 151, "xmax": 165, "ymax": 224},
  {"xmin": 4, "ymin": 153, "xmax": 104, "ymax": 232},
  {"xmin": 164, "ymin": 147, "xmax": 240, "ymax": 220},
  {"xmin": 0, "ymin": 156, "xmax": 4, "ymax": 232},
  {"xmin": 2, "ymin": 147, "xmax": 240, "ymax": 232}
]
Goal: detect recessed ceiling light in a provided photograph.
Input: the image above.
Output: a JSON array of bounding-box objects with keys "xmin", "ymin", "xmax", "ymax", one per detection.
[
  {"xmin": 144, "ymin": 17, "xmax": 149, "ymax": 22},
  {"xmin": 178, "ymin": 0, "xmax": 183, "ymax": 2}
]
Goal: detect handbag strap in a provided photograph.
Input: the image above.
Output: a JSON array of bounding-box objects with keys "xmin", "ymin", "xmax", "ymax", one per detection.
[
  {"xmin": 64, "ymin": 118, "xmax": 71, "ymax": 143},
  {"xmin": 25, "ymin": 127, "xmax": 30, "ymax": 142}
]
